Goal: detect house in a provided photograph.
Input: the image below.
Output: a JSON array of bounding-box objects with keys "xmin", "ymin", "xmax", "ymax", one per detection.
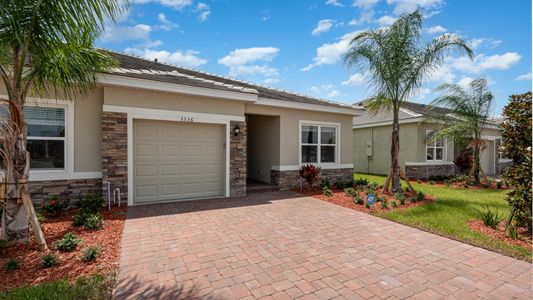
[
  {"xmin": 352, "ymin": 101, "xmax": 511, "ymax": 179},
  {"xmin": 0, "ymin": 51, "xmax": 362, "ymax": 206}
]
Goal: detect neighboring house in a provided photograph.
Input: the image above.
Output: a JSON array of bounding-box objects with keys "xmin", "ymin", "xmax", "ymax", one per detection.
[
  {"xmin": 0, "ymin": 51, "xmax": 362, "ymax": 206},
  {"xmin": 352, "ymin": 101, "xmax": 511, "ymax": 179}
]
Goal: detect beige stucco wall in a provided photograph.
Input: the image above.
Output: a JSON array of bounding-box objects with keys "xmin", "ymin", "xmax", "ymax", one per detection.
[
  {"xmin": 103, "ymin": 86, "xmax": 245, "ymax": 116},
  {"xmin": 245, "ymin": 104, "xmax": 354, "ymax": 167},
  {"xmin": 353, "ymin": 123, "xmax": 420, "ymax": 175},
  {"xmin": 247, "ymin": 115, "xmax": 280, "ymax": 183}
]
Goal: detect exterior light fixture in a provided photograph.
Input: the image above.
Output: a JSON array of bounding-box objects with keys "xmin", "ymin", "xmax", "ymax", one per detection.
[{"xmin": 233, "ymin": 124, "xmax": 241, "ymax": 137}]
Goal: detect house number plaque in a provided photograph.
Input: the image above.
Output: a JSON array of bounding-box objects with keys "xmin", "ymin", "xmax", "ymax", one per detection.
[{"xmin": 180, "ymin": 116, "xmax": 194, "ymax": 122}]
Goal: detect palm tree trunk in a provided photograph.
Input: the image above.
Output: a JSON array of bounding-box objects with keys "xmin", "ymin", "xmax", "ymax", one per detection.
[
  {"xmin": 472, "ymin": 145, "xmax": 480, "ymax": 184},
  {"xmin": 391, "ymin": 106, "xmax": 402, "ymax": 192}
]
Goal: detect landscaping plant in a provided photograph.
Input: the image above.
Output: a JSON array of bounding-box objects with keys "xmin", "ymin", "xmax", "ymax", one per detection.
[
  {"xmin": 501, "ymin": 92, "xmax": 532, "ymax": 234},
  {"xmin": 320, "ymin": 178, "xmax": 330, "ymax": 189},
  {"xmin": 42, "ymin": 196, "xmax": 69, "ymax": 216},
  {"xmin": 83, "ymin": 213, "xmax": 104, "ymax": 230},
  {"xmin": 478, "ymin": 205, "xmax": 502, "ymax": 229},
  {"xmin": 55, "ymin": 232, "xmax": 81, "ymax": 252},
  {"xmin": 42, "ymin": 253, "xmax": 59, "ymax": 268},
  {"xmin": 391, "ymin": 201, "xmax": 398, "ymax": 208},
  {"xmin": 321, "ymin": 186, "xmax": 333, "ymax": 197},
  {"xmin": 298, "ymin": 164, "xmax": 321, "ymax": 190},
  {"xmin": 381, "ymin": 201, "xmax": 388, "ymax": 209},
  {"xmin": 354, "ymin": 194, "xmax": 364, "ymax": 205},
  {"xmin": 5, "ymin": 258, "xmax": 20, "ymax": 271},
  {"xmin": 344, "ymin": 188, "xmax": 357, "ymax": 197},
  {"xmin": 394, "ymin": 193, "xmax": 406, "ymax": 205},
  {"xmin": 82, "ymin": 246, "xmax": 101, "ymax": 262},
  {"xmin": 354, "ymin": 177, "xmax": 369, "ymax": 187},
  {"xmin": 343, "ymin": 10, "xmax": 471, "ymax": 192},
  {"xmin": 412, "ymin": 191, "xmax": 425, "ymax": 202},
  {"xmin": 0, "ymin": 0, "xmax": 125, "ymax": 243}
]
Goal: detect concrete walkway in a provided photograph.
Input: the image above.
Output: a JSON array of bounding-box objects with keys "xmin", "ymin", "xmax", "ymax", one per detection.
[{"xmin": 114, "ymin": 191, "xmax": 532, "ymax": 299}]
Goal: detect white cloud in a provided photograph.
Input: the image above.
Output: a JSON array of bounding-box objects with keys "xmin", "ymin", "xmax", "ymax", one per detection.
[
  {"xmin": 516, "ymin": 72, "xmax": 532, "ymax": 81},
  {"xmin": 386, "ymin": 0, "xmax": 444, "ymax": 15},
  {"xmin": 328, "ymin": 90, "xmax": 341, "ymax": 97},
  {"xmin": 309, "ymin": 84, "xmax": 340, "ymax": 98},
  {"xmin": 125, "ymin": 48, "xmax": 207, "ymax": 67},
  {"xmin": 342, "ymin": 73, "xmax": 367, "ymax": 86},
  {"xmin": 450, "ymin": 52, "xmax": 521, "ymax": 73},
  {"xmin": 219, "ymin": 47, "xmax": 280, "ymax": 78},
  {"xmin": 326, "ymin": 0, "xmax": 344, "ymax": 7},
  {"xmin": 376, "ymin": 15, "xmax": 396, "ymax": 26},
  {"xmin": 264, "ymin": 78, "xmax": 280, "ymax": 84},
  {"xmin": 132, "ymin": 0, "xmax": 192, "ymax": 10},
  {"xmin": 427, "ymin": 65, "xmax": 455, "ymax": 84},
  {"xmin": 302, "ymin": 31, "xmax": 361, "ymax": 71},
  {"xmin": 312, "ymin": 19, "xmax": 335, "ymax": 36},
  {"xmin": 426, "ymin": 25, "xmax": 447, "ymax": 34},
  {"xmin": 194, "ymin": 3, "xmax": 211, "ymax": 22},
  {"xmin": 467, "ymin": 37, "xmax": 502, "ymax": 50},
  {"xmin": 353, "ymin": 0, "xmax": 380, "ymax": 9},
  {"xmin": 457, "ymin": 77, "xmax": 474, "ymax": 89},
  {"xmin": 349, "ymin": 10, "xmax": 375, "ymax": 26},
  {"xmin": 157, "ymin": 13, "xmax": 179, "ymax": 31},
  {"xmin": 411, "ymin": 87, "xmax": 432, "ymax": 102},
  {"xmin": 101, "ymin": 24, "xmax": 152, "ymax": 43}
]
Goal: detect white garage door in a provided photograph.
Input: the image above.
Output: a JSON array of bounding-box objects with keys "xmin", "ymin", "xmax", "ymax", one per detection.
[{"xmin": 133, "ymin": 119, "xmax": 225, "ymax": 204}]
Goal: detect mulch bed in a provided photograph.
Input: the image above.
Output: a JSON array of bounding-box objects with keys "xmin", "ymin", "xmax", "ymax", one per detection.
[
  {"xmin": 467, "ymin": 220, "xmax": 532, "ymax": 250},
  {"xmin": 298, "ymin": 188, "xmax": 435, "ymax": 214},
  {"xmin": 0, "ymin": 206, "xmax": 127, "ymax": 290}
]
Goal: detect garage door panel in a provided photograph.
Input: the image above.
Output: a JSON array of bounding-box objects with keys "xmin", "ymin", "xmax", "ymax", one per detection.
[{"xmin": 133, "ymin": 119, "xmax": 225, "ymax": 204}]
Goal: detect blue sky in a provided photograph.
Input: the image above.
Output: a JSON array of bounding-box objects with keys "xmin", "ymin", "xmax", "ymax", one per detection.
[{"xmin": 97, "ymin": 0, "xmax": 532, "ymax": 115}]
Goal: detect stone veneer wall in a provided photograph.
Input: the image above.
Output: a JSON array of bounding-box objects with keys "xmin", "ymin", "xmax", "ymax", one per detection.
[
  {"xmin": 29, "ymin": 178, "xmax": 102, "ymax": 206},
  {"xmin": 271, "ymin": 168, "xmax": 353, "ymax": 190},
  {"xmin": 102, "ymin": 112, "xmax": 128, "ymax": 201},
  {"xmin": 405, "ymin": 164, "xmax": 456, "ymax": 179},
  {"xmin": 230, "ymin": 120, "xmax": 247, "ymax": 197}
]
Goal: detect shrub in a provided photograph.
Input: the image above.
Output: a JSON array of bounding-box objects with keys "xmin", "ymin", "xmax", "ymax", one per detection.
[
  {"xmin": 429, "ymin": 181, "xmax": 435, "ymax": 185},
  {"xmin": 365, "ymin": 203, "xmax": 371, "ymax": 209},
  {"xmin": 453, "ymin": 149, "xmax": 473, "ymax": 174},
  {"xmin": 368, "ymin": 182, "xmax": 379, "ymax": 190},
  {"xmin": 354, "ymin": 177, "xmax": 368, "ymax": 187},
  {"xmin": 354, "ymin": 194, "xmax": 364, "ymax": 205},
  {"xmin": 5, "ymin": 258, "xmax": 20, "ymax": 271},
  {"xmin": 394, "ymin": 193, "xmax": 406, "ymax": 205},
  {"xmin": 0, "ymin": 239, "xmax": 7, "ymax": 250},
  {"xmin": 412, "ymin": 191, "xmax": 425, "ymax": 202},
  {"xmin": 507, "ymin": 226, "xmax": 519, "ymax": 240},
  {"xmin": 56, "ymin": 232, "xmax": 81, "ymax": 252},
  {"xmin": 82, "ymin": 246, "xmax": 101, "ymax": 262},
  {"xmin": 334, "ymin": 179, "xmax": 353, "ymax": 190},
  {"xmin": 298, "ymin": 164, "xmax": 321, "ymax": 189},
  {"xmin": 77, "ymin": 194, "xmax": 104, "ymax": 215},
  {"xmin": 322, "ymin": 186, "xmax": 333, "ymax": 197},
  {"xmin": 36, "ymin": 212, "xmax": 46, "ymax": 223},
  {"xmin": 344, "ymin": 188, "xmax": 357, "ymax": 197},
  {"xmin": 42, "ymin": 196, "xmax": 69, "ymax": 216},
  {"xmin": 320, "ymin": 178, "xmax": 330, "ymax": 189},
  {"xmin": 416, "ymin": 179, "xmax": 422, "ymax": 184},
  {"xmin": 391, "ymin": 201, "xmax": 398, "ymax": 208},
  {"xmin": 478, "ymin": 205, "xmax": 502, "ymax": 229},
  {"xmin": 42, "ymin": 253, "xmax": 58, "ymax": 268},
  {"xmin": 83, "ymin": 213, "xmax": 104, "ymax": 230},
  {"xmin": 381, "ymin": 201, "xmax": 388, "ymax": 209},
  {"xmin": 496, "ymin": 181, "xmax": 503, "ymax": 189}
]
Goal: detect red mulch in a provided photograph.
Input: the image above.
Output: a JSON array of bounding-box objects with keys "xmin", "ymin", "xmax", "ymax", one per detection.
[
  {"xmin": 297, "ymin": 188, "xmax": 435, "ymax": 214},
  {"xmin": 0, "ymin": 206, "xmax": 127, "ymax": 290},
  {"xmin": 467, "ymin": 220, "xmax": 532, "ymax": 250}
]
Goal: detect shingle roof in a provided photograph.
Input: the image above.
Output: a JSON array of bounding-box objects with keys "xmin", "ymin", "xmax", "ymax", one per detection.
[{"xmin": 103, "ymin": 50, "xmax": 359, "ymax": 110}]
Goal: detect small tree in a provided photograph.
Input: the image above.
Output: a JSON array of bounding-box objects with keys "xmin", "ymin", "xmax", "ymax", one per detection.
[
  {"xmin": 501, "ymin": 92, "xmax": 532, "ymax": 234},
  {"xmin": 427, "ymin": 78, "xmax": 494, "ymax": 184}
]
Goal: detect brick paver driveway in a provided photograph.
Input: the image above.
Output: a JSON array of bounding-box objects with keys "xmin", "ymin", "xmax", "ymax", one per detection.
[{"xmin": 114, "ymin": 191, "xmax": 532, "ymax": 299}]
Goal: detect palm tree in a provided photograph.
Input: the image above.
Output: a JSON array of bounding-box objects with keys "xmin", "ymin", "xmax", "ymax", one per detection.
[
  {"xmin": 427, "ymin": 79, "xmax": 494, "ymax": 184},
  {"xmin": 0, "ymin": 0, "xmax": 126, "ymax": 243},
  {"xmin": 343, "ymin": 10, "xmax": 472, "ymax": 192}
]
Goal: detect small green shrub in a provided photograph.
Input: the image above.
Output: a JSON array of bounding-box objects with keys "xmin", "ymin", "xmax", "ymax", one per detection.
[
  {"xmin": 334, "ymin": 179, "xmax": 353, "ymax": 189},
  {"xmin": 354, "ymin": 177, "xmax": 368, "ymax": 187},
  {"xmin": 381, "ymin": 201, "xmax": 388, "ymax": 209},
  {"xmin": 478, "ymin": 205, "xmax": 502, "ymax": 229},
  {"xmin": 366, "ymin": 187, "xmax": 376, "ymax": 196},
  {"xmin": 42, "ymin": 253, "xmax": 58, "ymax": 268},
  {"xmin": 412, "ymin": 191, "xmax": 425, "ymax": 202},
  {"xmin": 429, "ymin": 181, "xmax": 435, "ymax": 185},
  {"xmin": 344, "ymin": 187, "xmax": 357, "ymax": 197},
  {"xmin": 354, "ymin": 194, "xmax": 364, "ymax": 205},
  {"xmin": 320, "ymin": 178, "xmax": 330, "ymax": 189},
  {"xmin": 0, "ymin": 239, "xmax": 8, "ymax": 250},
  {"xmin": 391, "ymin": 201, "xmax": 398, "ymax": 208},
  {"xmin": 36, "ymin": 212, "xmax": 47, "ymax": 223},
  {"xmin": 56, "ymin": 232, "xmax": 81, "ymax": 252},
  {"xmin": 42, "ymin": 196, "xmax": 69, "ymax": 216},
  {"xmin": 394, "ymin": 193, "xmax": 406, "ymax": 205},
  {"xmin": 84, "ymin": 213, "xmax": 104, "ymax": 230},
  {"xmin": 77, "ymin": 194, "xmax": 104, "ymax": 214},
  {"xmin": 507, "ymin": 226, "xmax": 519, "ymax": 239},
  {"xmin": 5, "ymin": 258, "xmax": 20, "ymax": 271},
  {"xmin": 72, "ymin": 211, "xmax": 88, "ymax": 227},
  {"xmin": 82, "ymin": 246, "xmax": 101, "ymax": 262},
  {"xmin": 496, "ymin": 181, "xmax": 503, "ymax": 189},
  {"xmin": 416, "ymin": 179, "xmax": 422, "ymax": 184},
  {"xmin": 368, "ymin": 182, "xmax": 379, "ymax": 190},
  {"xmin": 365, "ymin": 203, "xmax": 371, "ymax": 209}
]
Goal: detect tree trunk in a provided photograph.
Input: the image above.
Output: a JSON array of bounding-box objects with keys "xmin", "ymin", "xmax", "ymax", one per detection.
[
  {"xmin": 1, "ymin": 93, "xmax": 30, "ymax": 241},
  {"xmin": 391, "ymin": 106, "xmax": 402, "ymax": 192},
  {"xmin": 472, "ymin": 144, "xmax": 480, "ymax": 184}
]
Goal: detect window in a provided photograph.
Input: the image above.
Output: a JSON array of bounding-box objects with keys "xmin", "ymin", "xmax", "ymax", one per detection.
[
  {"xmin": 301, "ymin": 124, "xmax": 337, "ymax": 164},
  {"xmin": 497, "ymin": 139, "xmax": 508, "ymax": 160},
  {"xmin": 426, "ymin": 130, "xmax": 445, "ymax": 161},
  {"xmin": 1, "ymin": 105, "xmax": 66, "ymax": 170}
]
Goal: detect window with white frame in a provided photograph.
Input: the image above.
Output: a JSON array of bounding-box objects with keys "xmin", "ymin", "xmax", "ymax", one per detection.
[
  {"xmin": 1, "ymin": 105, "xmax": 66, "ymax": 170},
  {"xmin": 426, "ymin": 130, "xmax": 445, "ymax": 161},
  {"xmin": 301, "ymin": 124, "xmax": 337, "ymax": 164}
]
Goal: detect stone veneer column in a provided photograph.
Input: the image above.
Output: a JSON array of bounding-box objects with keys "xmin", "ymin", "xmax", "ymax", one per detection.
[
  {"xmin": 272, "ymin": 168, "xmax": 354, "ymax": 191},
  {"xmin": 230, "ymin": 120, "xmax": 246, "ymax": 197},
  {"xmin": 102, "ymin": 112, "xmax": 128, "ymax": 201}
]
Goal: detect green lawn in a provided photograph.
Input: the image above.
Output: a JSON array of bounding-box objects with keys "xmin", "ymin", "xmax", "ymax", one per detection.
[
  {"xmin": 354, "ymin": 173, "xmax": 531, "ymax": 261},
  {"xmin": 1, "ymin": 274, "xmax": 114, "ymax": 300}
]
